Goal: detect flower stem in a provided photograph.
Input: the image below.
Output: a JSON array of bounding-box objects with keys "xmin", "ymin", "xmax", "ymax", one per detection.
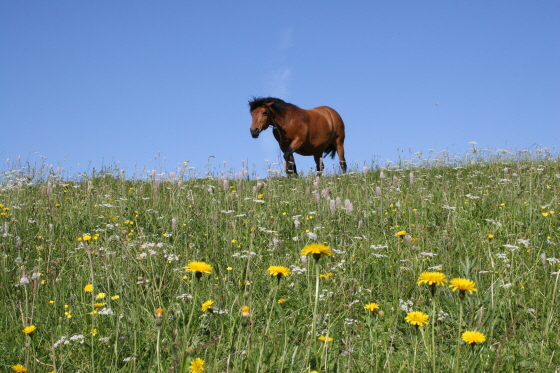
[
  {"xmin": 454, "ymin": 301, "xmax": 463, "ymax": 373},
  {"xmin": 307, "ymin": 261, "xmax": 321, "ymax": 368},
  {"xmin": 156, "ymin": 326, "xmax": 162, "ymax": 373},
  {"xmin": 431, "ymin": 299, "xmax": 436, "ymax": 373}
]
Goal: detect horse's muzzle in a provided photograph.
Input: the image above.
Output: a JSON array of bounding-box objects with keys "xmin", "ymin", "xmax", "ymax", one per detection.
[{"xmin": 250, "ymin": 127, "xmax": 260, "ymax": 138}]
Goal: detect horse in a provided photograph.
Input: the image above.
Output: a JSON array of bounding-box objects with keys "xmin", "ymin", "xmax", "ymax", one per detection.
[{"xmin": 249, "ymin": 97, "xmax": 346, "ymax": 175}]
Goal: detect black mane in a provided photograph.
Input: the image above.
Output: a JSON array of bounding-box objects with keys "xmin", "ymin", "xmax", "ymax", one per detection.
[{"xmin": 248, "ymin": 97, "xmax": 298, "ymax": 114}]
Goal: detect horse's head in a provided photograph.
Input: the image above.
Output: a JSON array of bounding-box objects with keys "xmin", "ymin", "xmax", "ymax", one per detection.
[{"xmin": 249, "ymin": 102, "xmax": 274, "ymax": 138}]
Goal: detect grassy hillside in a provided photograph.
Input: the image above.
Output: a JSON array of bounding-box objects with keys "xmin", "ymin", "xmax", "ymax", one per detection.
[{"xmin": 1, "ymin": 155, "xmax": 559, "ymax": 372}]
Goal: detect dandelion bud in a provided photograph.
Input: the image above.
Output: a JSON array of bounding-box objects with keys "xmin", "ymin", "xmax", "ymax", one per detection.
[
  {"xmin": 378, "ymin": 310, "xmax": 385, "ymax": 319},
  {"xmin": 15, "ymin": 256, "xmax": 23, "ymax": 265},
  {"xmin": 154, "ymin": 308, "xmax": 164, "ymax": 327},
  {"xmin": 241, "ymin": 306, "xmax": 251, "ymax": 326}
]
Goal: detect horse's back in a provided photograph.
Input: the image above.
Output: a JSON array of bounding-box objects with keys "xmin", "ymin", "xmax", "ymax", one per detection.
[{"xmin": 308, "ymin": 106, "xmax": 345, "ymax": 136}]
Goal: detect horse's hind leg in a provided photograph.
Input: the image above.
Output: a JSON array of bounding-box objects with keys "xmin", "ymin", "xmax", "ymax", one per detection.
[{"xmin": 336, "ymin": 138, "xmax": 347, "ymax": 173}]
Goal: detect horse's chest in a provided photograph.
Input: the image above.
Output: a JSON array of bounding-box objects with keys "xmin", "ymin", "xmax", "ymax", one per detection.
[{"xmin": 273, "ymin": 128, "xmax": 292, "ymax": 147}]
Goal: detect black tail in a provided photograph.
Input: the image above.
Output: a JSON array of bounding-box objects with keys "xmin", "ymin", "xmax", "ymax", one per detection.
[{"xmin": 323, "ymin": 144, "xmax": 337, "ymax": 159}]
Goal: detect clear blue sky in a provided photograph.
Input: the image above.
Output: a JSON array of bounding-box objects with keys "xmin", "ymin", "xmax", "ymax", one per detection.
[{"xmin": 2, "ymin": 1, "xmax": 559, "ymax": 178}]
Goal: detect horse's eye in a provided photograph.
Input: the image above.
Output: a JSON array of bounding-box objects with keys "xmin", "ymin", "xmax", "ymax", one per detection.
[{"xmin": 263, "ymin": 112, "xmax": 268, "ymax": 116}]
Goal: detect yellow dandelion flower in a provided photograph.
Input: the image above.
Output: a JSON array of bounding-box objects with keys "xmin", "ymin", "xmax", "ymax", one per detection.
[
  {"xmin": 318, "ymin": 335, "xmax": 334, "ymax": 342},
  {"xmin": 90, "ymin": 328, "xmax": 98, "ymax": 336},
  {"xmin": 11, "ymin": 364, "xmax": 27, "ymax": 373},
  {"xmin": 417, "ymin": 272, "xmax": 447, "ymax": 286},
  {"xmin": 154, "ymin": 308, "xmax": 164, "ymax": 318},
  {"xmin": 189, "ymin": 357, "xmax": 205, "ymax": 373},
  {"xmin": 95, "ymin": 292, "xmax": 106, "ymax": 299},
  {"xmin": 84, "ymin": 284, "xmax": 93, "ymax": 292},
  {"xmin": 449, "ymin": 278, "xmax": 477, "ymax": 300},
  {"xmin": 201, "ymin": 300, "xmax": 214, "ymax": 312},
  {"xmin": 78, "ymin": 235, "xmax": 91, "ymax": 241},
  {"xmin": 487, "ymin": 234, "xmax": 495, "ymax": 239},
  {"xmin": 405, "ymin": 311, "xmax": 429, "ymax": 327},
  {"xmin": 301, "ymin": 243, "xmax": 332, "ymax": 262},
  {"xmin": 111, "ymin": 295, "xmax": 120, "ymax": 300},
  {"xmin": 267, "ymin": 266, "xmax": 290, "ymax": 279},
  {"xmin": 185, "ymin": 261, "xmax": 212, "ymax": 279},
  {"xmin": 22, "ymin": 325, "xmax": 36, "ymax": 334},
  {"xmin": 461, "ymin": 330, "xmax": 486, "ymax": 345},
  {"xmin": 277, "ymin": 298, "xmax": 288, "ymax": 304},
  {"xmin": 320, "ymin": 272, "xmax": 334, "ymax": 280},
  {"xmin": 364, "ymin": 303, "xmax": 380, "ymax": 312},
  {"xmin": 395, "ymin": 230, "xmax": 407, "ymax": 237},
  {"xmin": 417, "ymin": 271, "xmax": 447, "ymax": 296},
  {"xmin": 94, "ymin": 302, "xmax": 106, "ymax": 308}
]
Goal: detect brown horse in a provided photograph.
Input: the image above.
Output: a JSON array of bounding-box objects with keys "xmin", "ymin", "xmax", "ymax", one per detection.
[{"xmin": 249, "ymin": 97, "xmax": 346, "ymax": 175}]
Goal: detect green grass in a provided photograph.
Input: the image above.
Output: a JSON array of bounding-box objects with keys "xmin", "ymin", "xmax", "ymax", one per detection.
[{"xmin": 1, "ymin": 153, "xmax": 559, "ymax": 372}]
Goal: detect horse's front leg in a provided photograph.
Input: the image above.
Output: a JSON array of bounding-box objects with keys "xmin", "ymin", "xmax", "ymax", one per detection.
[
  {"xmin": 284, "ymin": 153, "xmax": 297, "ymax": 176},
  {"xmin": 283, "ymin": 139, "xmax": 302, "ymax": 176}
]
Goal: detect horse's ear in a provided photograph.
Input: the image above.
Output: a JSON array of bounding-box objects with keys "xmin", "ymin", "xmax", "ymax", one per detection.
[{"xmin": 264, "ymin": 102, "xmax": 274, "ymax": 108}]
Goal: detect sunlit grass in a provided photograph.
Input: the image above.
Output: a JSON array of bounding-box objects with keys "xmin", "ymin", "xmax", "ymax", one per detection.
[{"xmin": 1, "ymin": 151, "xmax": 559, "ymax": 372}]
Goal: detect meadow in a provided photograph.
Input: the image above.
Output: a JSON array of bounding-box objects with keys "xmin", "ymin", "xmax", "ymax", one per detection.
[{"xmin": 1, "ymin": 151, "xmax": 559, "ymax": 372}]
